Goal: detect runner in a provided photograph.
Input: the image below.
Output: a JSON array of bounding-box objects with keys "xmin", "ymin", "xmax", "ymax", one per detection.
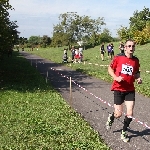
[
  {"xmin": 119, "ymin": 42, "xmax": 124, "ymax": 53},
  {"xmin": 106, "ymin": 39, "xmax": 142, "ymax": 142},
  {"xmin": 107, "ymin": 43, "xmax": 112, "ymax": 59},
  {"xmin": 110, "ymin": 43, "xmax": 114, "ymax": 60},
  {"xmin": 100, "ymin": 42, "xmax": 106, "ymax": 61}
]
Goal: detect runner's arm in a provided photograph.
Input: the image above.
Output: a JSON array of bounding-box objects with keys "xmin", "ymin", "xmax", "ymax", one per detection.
[
  {"xmin": 108, "ymin": 66, "xmax": 117, "ymax": 80},
  {"xmin": 134, "ymin": 72, "xmax": 140, "ymax": 79},
  {"xmin": 108, "ymin": 66, "xmax": 124, "ymax": 82},
  {"xmin": 135, "ymin": 72, "xmax": 142, "ymax": 82}
]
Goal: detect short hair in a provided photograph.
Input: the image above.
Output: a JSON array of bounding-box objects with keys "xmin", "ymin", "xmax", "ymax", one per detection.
[{"xmin": 125, "ymin": 39, "xmax": 135, "ymax": 45}]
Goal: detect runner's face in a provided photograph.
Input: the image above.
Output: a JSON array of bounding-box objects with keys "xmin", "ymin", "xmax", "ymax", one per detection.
[{"xmin": 124, "ymin": 41, "xmax": 135, "ymax": 54}]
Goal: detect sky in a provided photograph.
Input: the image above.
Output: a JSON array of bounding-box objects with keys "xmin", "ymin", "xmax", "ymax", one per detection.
[{"xmin": 9, "ymin": 0, "xmax": 150, "ymax": 38}]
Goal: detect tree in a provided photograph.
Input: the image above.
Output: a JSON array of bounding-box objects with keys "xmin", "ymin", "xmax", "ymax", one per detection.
[
  {"xmin": 133, "ymin": 21, "xmax": 150, "ymax": 45},
  {"xmin": 51, "ymin": 24, "xmax": 67, "ymax": 47},
  {"xmin": 52, "ymin": 12, "xmax": 105, "ymax": 47},
  {"xmin": 88, "ymin": 32, "xmax": 100, "ymax": 47},
  {"xmin": 28, "ymin": 36, "xmax": 41, "ymax": 47},
  {"xmin": 99, "ymin": 28, "xmax": 113, "ymax": 43},
  {"xmin": 129, "ymin": 7, "xmax": 150, "ymax": 31},
  {"xmin": 117, "ymin": 7, "xmax": 150, "ymax": 44},
  {"xmin": 0, "ymin": 0, "xmax": 19, "ymax": 58},
  {"xmin": 117, "ymin": 26, "xmax": 130, "ymax": 40},
  {"xmin": 41, "ymin": 35, "xmax": 51, "ymax": 48}
]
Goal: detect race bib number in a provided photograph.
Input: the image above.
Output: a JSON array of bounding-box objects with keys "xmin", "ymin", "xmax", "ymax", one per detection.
[{"xmin": 121, "ymin": 64, "xmax": 133, "ymax": 76}]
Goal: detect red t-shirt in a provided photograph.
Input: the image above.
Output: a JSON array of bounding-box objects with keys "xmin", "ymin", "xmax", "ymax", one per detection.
[{"xmin": 110, "ymin": 53, "xmax": 140, "ymax": 91}]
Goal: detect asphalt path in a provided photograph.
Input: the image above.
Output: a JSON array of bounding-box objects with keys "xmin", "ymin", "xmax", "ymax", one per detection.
[{"xmin": 20, "ymin": 51, "xmax": 150, "ymax": 150}]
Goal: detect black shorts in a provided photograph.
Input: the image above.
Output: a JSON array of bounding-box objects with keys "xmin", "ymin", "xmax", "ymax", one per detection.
[
  {"xmin": 114, "ymin": 90, "xmax": 135, "ymax": 105},
  {"xmin": 101, "ymin": 51, "xmax": 104, "ymax": 54},
  {"xmin": 72, "ymin": 54, "xmax": 75, "ymax": 60},
  {"xmin": 110, "ymin": 51, "xmax": 114, "ymax": 56},
  {"xmin": 120, "ymin": 50, "xmax": 124, "ymax": 53},
  {"xmin": 108, "ymin": 51, "xmax": 110, "ymax": 56}
]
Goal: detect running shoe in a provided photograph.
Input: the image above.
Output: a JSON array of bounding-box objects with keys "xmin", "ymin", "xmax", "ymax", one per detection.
[
  {"xmin": 121, "ymin": 130, "xmax": 129, "ymax": 142},
  {"xmin": 106, "ymin": 114, "xmax": 114, "ymax": 130}
]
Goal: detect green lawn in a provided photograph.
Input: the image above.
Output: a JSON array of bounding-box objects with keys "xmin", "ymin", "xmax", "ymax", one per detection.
[
  {"xmin": 0, "ymin": 52, "xmax": 110, "ymax": 149},
  {"xmin": 27, "ymin": 42, "xmax": 150, "ymax": 97}
]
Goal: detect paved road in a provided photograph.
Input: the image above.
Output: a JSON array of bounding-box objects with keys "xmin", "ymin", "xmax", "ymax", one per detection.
[{"xmin": 20, "ymin": 51, "xmax": 150, "ymax": 150}]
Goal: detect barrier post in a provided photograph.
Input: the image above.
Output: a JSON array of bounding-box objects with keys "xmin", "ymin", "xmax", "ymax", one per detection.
[
  {"xmin": 36, "ymin": 59, "xmax": 37, "ymax": 68},
  {"xmin": 70, "ymin": 77, "xmax": 72, "ymax": 106},
  {"xmin": 47, "ymin": 71, "xmax": 48, "ymax": 77}
]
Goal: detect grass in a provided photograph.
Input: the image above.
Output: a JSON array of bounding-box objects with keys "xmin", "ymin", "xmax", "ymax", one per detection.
[
  {"xmin": 27, "ymin": 41, "xmax": 150, "ymax": 97},
  {"xmin": 0, "ymin": 52, "xmax": 110, "ymax": 149}
]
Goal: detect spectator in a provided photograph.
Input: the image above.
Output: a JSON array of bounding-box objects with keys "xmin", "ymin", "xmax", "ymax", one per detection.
[
  {"xmin": 74, "ymin": 48, "xmax": 80, "ymax": 63},
  {"xmin": 62, "ymin": 48, "xmax": 68, "ymax": 63},
  {"xmin": 70, "ymin": 46, "xmax": 76, "ymax": 63},
  {"xmin": 79, "ymin": 46, "xmax": 83, "ymax": 62}
]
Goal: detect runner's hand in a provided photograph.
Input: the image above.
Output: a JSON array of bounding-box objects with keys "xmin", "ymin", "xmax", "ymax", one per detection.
[
  {"xmin": 114, "ymin": 76, "xmax": 124, "ymax": 82},
  {"xmin": 137, "ymin": 78, "xmax": 142, "ymax": 84}
]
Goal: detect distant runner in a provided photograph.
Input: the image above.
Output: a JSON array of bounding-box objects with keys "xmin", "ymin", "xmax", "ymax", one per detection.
[
  {"xmin": 100, "ymin": 42, "xmax": 106, "ymax": 61},
  {"xmin": 119, "ymin": 42, "xmax": 124, "ymax": 53}
]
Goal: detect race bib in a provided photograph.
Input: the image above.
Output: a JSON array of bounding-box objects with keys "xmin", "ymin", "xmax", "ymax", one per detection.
[{"xmin": 121, "ymin": 64, "xmax": 133, "ymax": 76}]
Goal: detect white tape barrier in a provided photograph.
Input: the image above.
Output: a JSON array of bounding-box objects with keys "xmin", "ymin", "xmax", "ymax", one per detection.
[{"xmin": 49, "ymin": 67, "xmax": 150, "ymax": 129}]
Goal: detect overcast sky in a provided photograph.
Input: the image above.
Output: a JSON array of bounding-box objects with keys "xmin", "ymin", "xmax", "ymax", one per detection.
[{"xmin": 9, "ymin": 0, "xmax": 150, "ymax": 38}]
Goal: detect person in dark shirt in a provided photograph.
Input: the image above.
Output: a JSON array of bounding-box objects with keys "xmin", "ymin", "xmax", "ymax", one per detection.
[
  {"xmin": 110, "ymin": 43, "xmax": 114, "ymax": 60},
  {"xmin": 100, "ymin": 42, "xmax": 106, "ymax": 61},
  {"xmin": 107, "ymin": 43, "xmax": 112, "ymax": 59},
  {"xmin": 119, "ymin": 42, "xmax": 124, "ymax": 53},
  {"xmin": 70, "ymin": 46, "xmax": 75, "ymax": 63}
]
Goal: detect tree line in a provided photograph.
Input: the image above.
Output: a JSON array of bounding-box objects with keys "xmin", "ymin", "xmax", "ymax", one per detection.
[
  {"xmin": 18, "ymin": 7, "xmax": 150, "ymax": 49},
  {"xmin": 1, "ymin": 0, "xmax": 150, "ymax": 60}
]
